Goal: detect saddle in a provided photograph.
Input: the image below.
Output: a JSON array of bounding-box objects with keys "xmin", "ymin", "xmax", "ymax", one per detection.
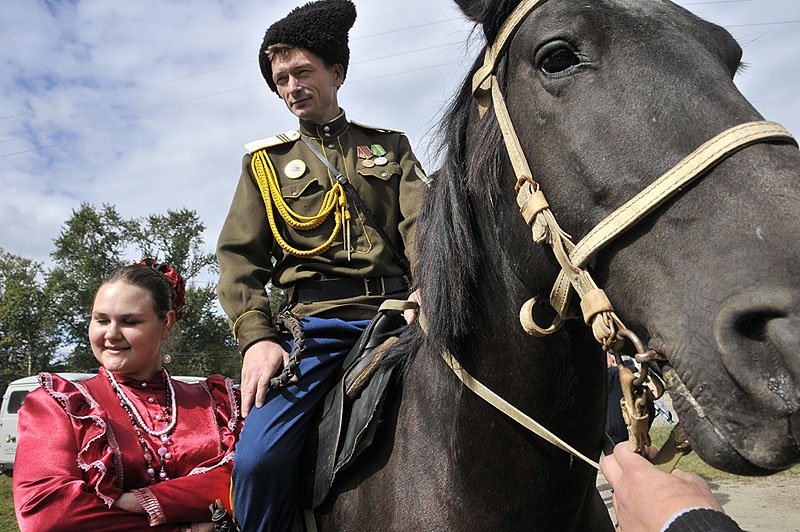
[{"xmin": 301, "ymin": 300, "xmax": 413, "ymax": 510}]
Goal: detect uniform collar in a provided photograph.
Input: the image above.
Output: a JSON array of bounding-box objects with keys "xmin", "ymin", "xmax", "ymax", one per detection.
[{"xmin": 299, "ymin": 109, "xmax": 349, "ymax": 139}]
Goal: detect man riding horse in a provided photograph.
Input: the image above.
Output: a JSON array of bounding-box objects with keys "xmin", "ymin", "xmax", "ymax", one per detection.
[{"xmin": 215, "ymin": 1, "xmax": 428, "ymax": 529}]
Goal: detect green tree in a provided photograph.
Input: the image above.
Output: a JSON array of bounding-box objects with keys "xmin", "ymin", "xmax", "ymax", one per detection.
[
  {"xmin": 0, "ymin": 249, "xmax": 60, "ymax": 390},
  {"xmin": 167, "ymin": 286, "xmax": 240, "ymax": 379},
  {"xmin": 131, "ymin": 209, "xmax": 216, "ymax": 281},
  {"xmin": 46, "ymin": 203, "xmax": 240, "ymax": 377},
  {"xmin": 130, "ymin": 208, "xmax": 239, "ymax": 378},
  {"xmin": 48, "ymin": 203, "xmax": 136, "ymax": 370}
]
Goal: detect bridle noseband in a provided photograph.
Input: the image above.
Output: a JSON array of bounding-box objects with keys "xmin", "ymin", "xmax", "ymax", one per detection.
[{"xmin": 437, "ymin": 0, "xmax": 799, "ymax": 469}]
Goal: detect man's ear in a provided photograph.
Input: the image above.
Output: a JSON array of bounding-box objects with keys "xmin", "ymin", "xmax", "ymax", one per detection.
[{"xmin": 333, "ymin": 63, "xmax": 344, "ymax": 88}]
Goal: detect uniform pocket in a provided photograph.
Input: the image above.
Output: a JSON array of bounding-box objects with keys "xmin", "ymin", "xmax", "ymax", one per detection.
[
  {"xmin": 357, "ymin": 161, "xmax": 402, "ymax": 181},
  {"xmin": 281, "ymin": 177, "xmax": 323, "ymax": 199}
]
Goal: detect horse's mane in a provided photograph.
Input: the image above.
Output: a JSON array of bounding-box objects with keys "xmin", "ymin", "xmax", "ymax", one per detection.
[
  {"xmin": 384, "ymin": 52, "xmax": 509, "ymax": 370},
  {"xmin": 382, "ymin": 2, "xmax": 530, "ymax": 370}
]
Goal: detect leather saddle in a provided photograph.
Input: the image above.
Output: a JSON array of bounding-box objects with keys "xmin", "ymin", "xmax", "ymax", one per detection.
[{"xmin": 300, "ymin": 300, "xmax": 414, "ymax": 510}]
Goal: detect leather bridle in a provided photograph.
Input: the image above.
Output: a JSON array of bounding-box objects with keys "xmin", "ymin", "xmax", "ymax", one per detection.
[{"xmin": 437, "ymin": 0, "xmax": 798, "ymax": 469}]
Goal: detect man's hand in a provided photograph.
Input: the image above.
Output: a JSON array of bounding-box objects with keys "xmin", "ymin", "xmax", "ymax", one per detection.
[
  {"xmin": 404, "ymin": 289, "xmax": 421, "ymax": 324},
  {"xmin": 240, "ymin": 339, "xmax": 292, "ymax": 417},
  {"xmin": 600, "ymin": 443, "xmax": 724, "ymax": 531}
]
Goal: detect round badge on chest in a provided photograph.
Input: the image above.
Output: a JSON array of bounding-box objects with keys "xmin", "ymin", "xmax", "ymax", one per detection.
[
  {"xmin": 374, "ymin": 156, "xmax": 388, "ymax": 167},
  {"xmin": 284, "ymin": 159, "xmax": 307, "ymax": 179},
  {"xmin": 361, "ymin": 159, "xmax": 376, "ymax": 168}
]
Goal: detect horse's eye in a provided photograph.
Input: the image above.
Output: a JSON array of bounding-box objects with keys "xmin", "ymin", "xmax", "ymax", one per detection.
[{"xmin": 540, "ymin": 47, "xmax": 580, "ymax": 75}]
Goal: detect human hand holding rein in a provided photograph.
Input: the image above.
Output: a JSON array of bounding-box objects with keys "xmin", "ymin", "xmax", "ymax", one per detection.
[{"xmin": 600, "ymin": 443, "xmax": 724, "ymax": 531}]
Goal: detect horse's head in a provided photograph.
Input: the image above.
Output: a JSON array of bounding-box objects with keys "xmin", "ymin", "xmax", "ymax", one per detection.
[{"xmin": 451, "ymin": 0, "xmax": 800, "ymax": 473}]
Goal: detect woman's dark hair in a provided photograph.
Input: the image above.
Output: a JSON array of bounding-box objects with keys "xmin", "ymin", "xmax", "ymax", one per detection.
[{"xmin": 102, "ymin": 259, "xmax": 186, "ymax": 320}]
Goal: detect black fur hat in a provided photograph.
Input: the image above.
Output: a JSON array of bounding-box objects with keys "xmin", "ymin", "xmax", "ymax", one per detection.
[{"xmin": 259, "ymin": 0, "xmax": 357, "ymax": 93}]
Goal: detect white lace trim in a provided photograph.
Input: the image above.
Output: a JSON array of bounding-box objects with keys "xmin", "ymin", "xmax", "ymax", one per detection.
[{"xmin": 38, "ymin": 373, "xmax": 117, "ymax": 507}]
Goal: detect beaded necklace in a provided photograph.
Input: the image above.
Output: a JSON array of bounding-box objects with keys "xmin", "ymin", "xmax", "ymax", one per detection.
[{"xmin": 107, "ymin": 368, "xmax": 177, "ymax": 483}]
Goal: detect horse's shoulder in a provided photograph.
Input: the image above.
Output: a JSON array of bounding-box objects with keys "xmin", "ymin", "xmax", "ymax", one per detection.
[
  {"xmin": 244, "ymin": 129, "xmax": 301, "ymax": 154},
  {"xmin": 350, "ymin": 120, "xmax": 404, "ymax": 136}
]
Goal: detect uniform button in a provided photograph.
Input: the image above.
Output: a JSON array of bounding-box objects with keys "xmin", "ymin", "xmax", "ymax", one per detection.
[
  {"xmin": 141, "ymin": 382, "xmax": 148, "ymax": 388},
  {"xmin": 323, "ymin": 125, "xmax": 330, "ymax": 132},
  {"xmin": 381, "ymin": 172, "xmax": 388, "ymax": 177},
  {"xmin": 326, "ymin": 143, "xmax": 335, "ymax": 149},
  {"xmin": 323, "ymin": 132, "xmax": 331, "ymax": 138},
  {"xmin": 147, "ymin": 397, "xmax": 155, "ymax": 404}
]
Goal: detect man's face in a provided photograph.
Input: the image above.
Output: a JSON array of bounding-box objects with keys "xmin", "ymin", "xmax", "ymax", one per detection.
[{"xmin": 272, "ymin": 48, "xmax": 343, "ymax": 124}]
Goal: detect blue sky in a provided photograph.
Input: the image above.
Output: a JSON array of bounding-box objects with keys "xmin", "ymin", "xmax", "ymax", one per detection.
[{"xmin": 1, "ymin": 0, "xmax": 798, "ymax": 279}]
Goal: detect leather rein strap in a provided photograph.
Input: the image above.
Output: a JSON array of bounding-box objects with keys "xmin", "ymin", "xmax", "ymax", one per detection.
[{"xmin": 433, "ymin": 0, "xmax": 798, "ymax": 470}]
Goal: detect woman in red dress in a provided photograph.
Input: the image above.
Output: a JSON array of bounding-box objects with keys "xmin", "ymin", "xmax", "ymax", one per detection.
[{"xmin": 13, "ymin": 260, "xmax": 241, "ymax": 531}]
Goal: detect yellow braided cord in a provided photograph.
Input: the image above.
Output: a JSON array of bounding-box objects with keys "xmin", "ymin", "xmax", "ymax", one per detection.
[{"xmin": 251, "ymin": 150, "xmax": 350, "ymax": 257}]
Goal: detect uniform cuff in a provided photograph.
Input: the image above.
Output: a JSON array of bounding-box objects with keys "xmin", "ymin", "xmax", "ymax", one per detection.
[
  {"xmin": 662, "ymin": 508, "xmax": 742, "ymax": 532},
  {"xmin": 234, "ymin": 310, "xmax": 281, "ymax": 354}
]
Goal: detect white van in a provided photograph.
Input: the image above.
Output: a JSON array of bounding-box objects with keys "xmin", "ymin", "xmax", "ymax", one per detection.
[
  {"xmin": 0, "ymin": 373, "xmax": 95, "ymax": 472},
  {"xmin": 0, "ymin": 373, "xmax": 206, "ymax": 472}
]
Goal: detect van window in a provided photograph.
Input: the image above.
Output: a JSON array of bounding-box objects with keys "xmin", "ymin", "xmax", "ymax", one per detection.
[{"xmin": 6, "ymin": 390, "xmax": 28, "ymax": 414}]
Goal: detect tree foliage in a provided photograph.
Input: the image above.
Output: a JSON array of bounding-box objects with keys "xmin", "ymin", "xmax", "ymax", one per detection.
[
  {"xmin": 130, "ymin": 209, "xmax": 217, "ymax": 281},
  {"xmin": 47, "ymin": 203, "xmax": 135, "ymax": 370},
  {"xmin": 167, "ymin": 285, "xmax": 241, "ymax": 378},
  {"xmin": 0, "ymin": 250, "xmax": 60, "ymax": 391},
  {"xmin": 0, "ymin": 203, "xmax": 240, "ymax": 383}
]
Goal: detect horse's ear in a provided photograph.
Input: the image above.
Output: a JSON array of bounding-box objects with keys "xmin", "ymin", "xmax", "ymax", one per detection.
[
  {"xmin": 453, "ymin": 0, "xmax": 492, "ymax": 22},
  {"xmin": 453, "ymin": 0, "xmax": 521, "ymax": 40}
]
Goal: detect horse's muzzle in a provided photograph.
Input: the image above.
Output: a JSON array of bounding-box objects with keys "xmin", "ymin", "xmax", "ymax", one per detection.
[{"xmin": 713, "ymin": 287, "xmax": 800, "ymax": 418}]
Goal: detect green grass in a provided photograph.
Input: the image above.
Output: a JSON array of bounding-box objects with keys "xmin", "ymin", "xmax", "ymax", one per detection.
[
  {"xmin": 0, "ymin": 473, "xmax": 18, "ymax": 531},
  {"xmin": 650, "ymin": 426, "xmax": 800, "ymax": 480}
]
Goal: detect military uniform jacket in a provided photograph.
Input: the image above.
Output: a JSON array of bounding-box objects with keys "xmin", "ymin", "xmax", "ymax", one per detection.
[{"xmin": 216, "ymin": 111, "xmax": 429, "ymax": 353}]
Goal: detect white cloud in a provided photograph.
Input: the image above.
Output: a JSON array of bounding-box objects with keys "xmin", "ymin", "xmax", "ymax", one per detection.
[{"xmin": 0, "ymin": 0, "xmax": 797, "ymax": 271}]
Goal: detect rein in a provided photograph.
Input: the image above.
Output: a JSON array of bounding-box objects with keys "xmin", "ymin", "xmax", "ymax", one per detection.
[{"xmin": 438, "ymin": 0, "xmax": 799, "ymax": 468}]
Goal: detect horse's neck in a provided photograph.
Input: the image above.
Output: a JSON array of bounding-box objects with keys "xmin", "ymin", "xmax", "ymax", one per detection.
[{"xmin": 393, "ymin": 321, "xmax": 605, "ymax": 526}]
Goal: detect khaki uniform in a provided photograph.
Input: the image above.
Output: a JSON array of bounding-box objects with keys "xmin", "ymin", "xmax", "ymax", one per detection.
[{"xmin": 216, "ymin": 111, "xmax": 429, "ymax": 353}]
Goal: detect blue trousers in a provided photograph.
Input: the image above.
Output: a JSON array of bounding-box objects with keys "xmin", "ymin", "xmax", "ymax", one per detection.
[{"xmin": 232, "ymin": 317, "xmax": 369, "ymax": 532}]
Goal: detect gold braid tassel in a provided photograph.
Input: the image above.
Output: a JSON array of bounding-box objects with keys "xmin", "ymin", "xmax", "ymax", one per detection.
[{"xmin": 251, "ymin": 150, "xmax": 350, "ymax": 257}]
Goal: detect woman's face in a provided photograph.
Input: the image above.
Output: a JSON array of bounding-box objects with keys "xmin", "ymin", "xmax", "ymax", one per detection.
[{"xmin": 89, "ymin": 281, "xmax": 174, "ymax": 380}]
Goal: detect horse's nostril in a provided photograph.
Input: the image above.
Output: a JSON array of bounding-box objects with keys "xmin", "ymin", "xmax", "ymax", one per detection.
[
  {"xmin": 734, "ymin": 311, "xmax": 786, "ymax": 342},
  {"xmin": 715, "ymin": 289, "xmax": 800, "ymax": 411}
]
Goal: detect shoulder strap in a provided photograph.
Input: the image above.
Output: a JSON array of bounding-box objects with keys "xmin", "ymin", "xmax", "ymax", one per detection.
[
  {"xmin": 244, "ymin": 130, "xmax": 301, "ymax": 154},
  {"xmin": 300, "ymin": 135, "xmax": 413, "ymax": 282}
]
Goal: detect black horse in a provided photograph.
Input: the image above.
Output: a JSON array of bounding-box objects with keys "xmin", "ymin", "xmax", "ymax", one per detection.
[{"xmin": 318, "ymin": 0, "xmax": 800, "ymax": 529}]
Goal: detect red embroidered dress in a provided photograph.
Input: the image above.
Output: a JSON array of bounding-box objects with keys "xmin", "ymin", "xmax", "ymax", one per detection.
[{"xmin": 13, "ymin": 368, "xmax": 241, "ymax": 531}]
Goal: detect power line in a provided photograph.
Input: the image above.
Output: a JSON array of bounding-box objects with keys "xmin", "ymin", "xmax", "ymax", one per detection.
[
  {"xmin": 352, "ymin": 17, "xmax": 466, "ymax": 40},
  {"xmin": 728, "ymin": 19, "xmax": 800, "ymax": 28},
  {"xmin": 2, "ymin": 9, "xmax": 797, "ymax": 157},
  {"xmin": 0, "ymin": 61, "xmax": 463, "ymax": 160},
  {"xmin": 681, "ymin": 0, "xmax": 754, "ymax": 5},
  {"xmin": 0, "ymin": 41, "xmax": 466, "ymax": 147},
  {"xmin": 0, "ymin": 20, "xmax": 471, "ymax": 123}
]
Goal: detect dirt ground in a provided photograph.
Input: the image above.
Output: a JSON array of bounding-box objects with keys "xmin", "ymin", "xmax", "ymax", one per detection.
[{"xmin": 597, "ymin": 472, "xmax": 800, "ymax": 531}]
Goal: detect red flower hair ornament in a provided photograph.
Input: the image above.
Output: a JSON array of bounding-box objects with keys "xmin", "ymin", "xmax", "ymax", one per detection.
[{"xmin": 134, "ymin": 258, "xmax": 187, "ymax": 320}]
